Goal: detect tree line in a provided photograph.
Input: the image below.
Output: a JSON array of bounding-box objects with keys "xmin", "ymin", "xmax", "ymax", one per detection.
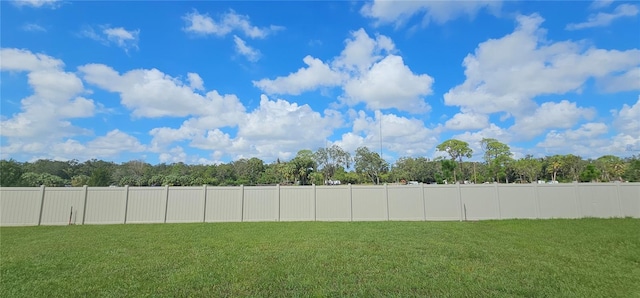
[{"xmin": 1, "ymin": 139, "xmax": 639, "ymax": 187}]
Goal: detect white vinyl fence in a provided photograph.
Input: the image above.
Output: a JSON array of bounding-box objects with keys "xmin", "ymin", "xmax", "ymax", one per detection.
[{"xmin": 1, "ymin": 183, "xmax": 638, "ymax": 226}]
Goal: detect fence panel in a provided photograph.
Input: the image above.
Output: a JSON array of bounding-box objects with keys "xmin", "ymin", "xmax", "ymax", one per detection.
[
  {"xmin": 205, "ymin": 187, "xmax": 242, "ymax": 222},
  {"xmin": 166, "ymin": 187, "xmax": 204, "ymax": 223},
  {"xmin": 387, "ymin": 185, "xmax": 424, "ymax": 221},
  {"xmin": 619, "ymin": 184, "xmax": 640, "ymax": 217},
  {"xmin": 460, "ymin": 185, "xmax": 499, "ymax": 220},
  {"xmin": 126, "ymin": 187, "xmax": 167, "ymax": 223},
  {"xmin": 351, "ymin": 185, "xmax": 387, "ymax": 221},
  {"xmin": 424, "ymin": 185, "xmax": 461, "ymax": 221},
  {"xmin": 40, "ymin": 187, "xmax": 86, "ymax": 225},
  {"xmin": 85, "ymin": 187, "xmax": 126, "ymax": 224},
  {"xmin": 280, "ymin": 186, "xmax": 314, "ymax": 221},
  {"xmin": 537, "ymin": 184, "xmax": 579, "ymax": 219},
  {"xmin": 0, "ymin": 187, "xmax": 42, "ymax": 226},
  {"xmin": 316, "ymin": 186, "xmax": 351, "ymax": 221},
  {"xmin": 498, "ymin": 185, "xmax": 537, "ymax": 219},
  {"xmin": 243, "ymin": 186, "xmax": 278, "ymax": 221},
  {"xmin": 576, "ymin": 184, "xmax": 620, "ymax": 218}
]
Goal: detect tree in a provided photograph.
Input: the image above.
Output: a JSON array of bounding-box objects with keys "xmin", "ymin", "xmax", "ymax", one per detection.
[
  {"xmin": 436, "ymin": 139, "xmax": 472, "ymax": 182},
  {"xmin": 354, "ymin": 146, "xmax": 389, "ymax": 184},
  {"xmin": 0, "ymin": 159, "xmax": 24, "ymax": 186},
  {"xmin": 71, "ymin": 175, "xmax": 90, "ymax": 187},
  {"xmin": 21, "ymin": 172, "xmax": 67, "ymax": 187},
  {"xmin": 314, "ymin": 145, "xmax": 351, "ymax": 184},
  {"xmin": 580, "ymin": 164, "xmax": 600, "ymax": 182},
  {"xmin": 513, "ymin": 155, "xmax": 543, "ymax": 183},
  {"xmin": 623, "ymin": 155, "xmax": 640, "ymax": 182},
  {"xmin": 290, "ymin": 150, "xmax": 316, "ymax": 185},
  {"xmin": 596, "ymin": 155, "xmax": 625, "ymax": 182},
  {"xmin": 88, "ymin": 167, "xmax": 111, "ymax": 186},
  {"xmin": 545, "ymin": 155, "xmax": 563, "ymax": 182},
  {"xmin": 481, "ymin": 138, "xmax": 512, "ymax": 183}
]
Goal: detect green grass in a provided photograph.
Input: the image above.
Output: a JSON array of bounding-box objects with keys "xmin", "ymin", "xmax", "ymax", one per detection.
[{"xmin": 1, "ymin": 219, "xmax": 639, "ymax": 297}]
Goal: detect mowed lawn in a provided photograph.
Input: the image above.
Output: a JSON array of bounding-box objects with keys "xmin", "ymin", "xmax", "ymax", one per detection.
[{"xmin": 1, "ymin": 219, "xmax": 639, "ymax": 297}]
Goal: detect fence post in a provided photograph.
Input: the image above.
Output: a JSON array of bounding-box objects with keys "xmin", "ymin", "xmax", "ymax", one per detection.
[
  {"xmin": 533, "ymin": 182, "xmax": 540, "ymax": 219},
  {"xmin": 123, "ymin": 185, "xmax": 130, "ymax": 224},
  {"xmin": 277, "ymin": 184, "xmax": 281, "ymax": 222},
  {"xmin": 495, "ymin": 183, "xmax": 502, "ymax": 219},
  {"xmin": 349, "ymin": 184, "xmax": 353, "ymax": 222},
  {"xmin": 313, "ymin": 184, "xmax": 317, "ymax": 221},
  {"xmin": 164, "ymin": 185, "xmax": 170, "ymax": 223},
  {"xmin": 240, "ymin": 185, "xmax": 244, "ymax": 222},
  {"xmin": 457, "ymin": 183, "xmax": 463, "ymax": 222},
  {"xmin": 37, "ymin": 185, "xmax": 46, "ymax": 226},
  {"xmin": 202, "ymin": 184, "xmax": 207, "ymax": 223},
  {"xmin": 385, "ymin": 183, "xmax": 390, "ymax": 221},
  {"xmin": 81, "ymin": 185, "xmax": 88, "ymax": 225},
  {"xmin": 615, "ymin": 182, "xmax": 623, "ymax": 217},
  {"xmin": 573, "ymin": 181, "xmax": 581, "ymax": 218},
  {"xmin": 422, "ymin": 183, "xmax": 427, "ymax": 221}
]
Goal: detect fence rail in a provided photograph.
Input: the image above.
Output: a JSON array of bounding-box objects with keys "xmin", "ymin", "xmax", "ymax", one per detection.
[{"xmin": 1, "ymin": 183, "xmax": 638, "ymax": 226}]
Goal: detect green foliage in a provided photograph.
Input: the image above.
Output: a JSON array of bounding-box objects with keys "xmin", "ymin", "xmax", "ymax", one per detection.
[
  {"xmin": 623, "ymin": 156, "xmax": 640, "ymax": 182},
  {"xmin": 88, "ymin": 167, "xmax": 111, "ymax": 186},
  {"xmin": 71, "ymin": 175, "xmax": 90, "ymax": 187},
  {"xmin": 0, "ymin": 159, "xmax": 24, "ymax": 187},
  {"xmin": 354, "ymin": 146, "xmax": 388, "ymax": 184},
  {"xmin": 436, "ymin": 139, "xmax": 472, "ymax": 182},
  {"xmin": 20, "ymin": 172, "xmax": 67, "ymax": 187},
  {"xmin": 580, "ymin": 164, "xmax": 601, "ymax": 182},
  {"xmin": 314, "ymin": 145, "xmax": 351, "ymax": 183}
]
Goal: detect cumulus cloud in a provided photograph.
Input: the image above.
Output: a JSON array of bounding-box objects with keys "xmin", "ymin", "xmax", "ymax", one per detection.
[
  {"xmin": 335, "ymin": 110, "xmax": 440, "ymax": 157},
  {"xmin": 612, "ymin": 96, "xmax": 640, "ymax": 136},
  {"xmin": 232, "ymin": 35, "xmax": 261, "ymax": 62},
  {"xmin": 187, "ymin": 72, "xmax": 204, "ymax": 91},
  {"xmin": 182, "ymin": 9, "xmax": 283, "ymax": 39},
  {"xmin": 443, "ymin": 12, "xmax": 639, "ymax": 138},
  {"xmin": 509, "ymin": 100, "xmax": 596, "ymax": 140},
  {"xmin": 360, "ymin": 0, "xmax": 501, "ymax": 28},
  {"xmin": 253, "ymin": 55, "xmax": 343, "ymax": 95},
  {"xmin": 566, "ymin": 3, "xmax": 639, "ymax": 30},
  {"xmin": 0, "ymin": 48, "xmax": 95, "ymax": 141},
  {"xmin": 79, "ymin": 64, "xmax": 245, "ymax": 119},
  {"xmin": 254, "ymin": 28, "xmax": 433, "ymax": 113},
  {"xmin": 80, "ymin": 25, "xmax": 140, "ymax": 52},
  {"xmin": 342, "ymin": 55, "xmax": 433, "ymax": 112},
  {"xmin": 444, "ymin": 112, "xmax": 489, "ymax": 131}
]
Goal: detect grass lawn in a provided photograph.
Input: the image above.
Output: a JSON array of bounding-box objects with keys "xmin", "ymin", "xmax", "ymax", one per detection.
[{"xmin": 1, "ymin": 219, "xmax": 639, "ymax": 297}]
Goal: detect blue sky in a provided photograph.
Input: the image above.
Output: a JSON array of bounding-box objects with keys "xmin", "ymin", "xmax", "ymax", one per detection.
[{"xmin": 1, "ymin": 0, "xmax": 639, "ymax": 165}]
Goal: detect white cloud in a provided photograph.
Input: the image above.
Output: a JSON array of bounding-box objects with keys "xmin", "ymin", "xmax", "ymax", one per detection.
[
  {"xmin": 0, "ymin": 48, "xmax": 64, "ymax": 71},
  {"xmin": 12, "ymin": 0, "xmax": 60, "ymax": 8},
  {"xmin": 566, "ymin": 4, "xmax": 638, "ymax": 30},
  {"xmin": 612, "ymin": 96, "xmax": 640, "ymax": 135},
  {"xmin": 444, "ymin": 13, "xmax": 639, "ymax": 118},
  {"xmin": 452, "ymin": 123, "xmax": 513, "ymax": 157},
  {"xmin": 253, "ymin": 55, "xmax": 342, "ymax": 95},
  {"xmin": 509, "ymin": 100, "xmax": 596, "ymax": 139},
  {"xmin": 182, "ymin": 9, "xmax": 283, "ymax": 39},
  {"xmin": 187, "ymin": 72, "xmax": 204, "ymax": 91},
  {"xmin": 254, "ymin": 28, "xmax": 434, "ymax": 113},
  {"xmin": 360, "ymin": 0, "xmax": 501, "ymax": 28},
  {"xmin": 590, "ymin": 0, "xmax": 615, "ymax": 10},
  {"xmin": 79, "ymin": 64, "xmax": 245, "ymax": 119},
  {"xmin": 537, "ymin": 123, "xmax": 609, "ymax": 149},
  {"xmin": 233, "ymin": 35, "xmax": 261, "ymax": 62},
  {"xmin": 80, "ymin": 25, "xmax": 140, "ymax": 52},
  {"xmin": 598, "ymin": 67, "xmax": 640, "ymax": 93},
  {"xmin": 445, "ymin": 112, "xmax": 489, "ymax": 130},
  {"xmin": 22, "ymin": 23, "xmax": 46, "ymax": 32},
  {"xmin": 159, "ymin": 146, "xmax": 187, "ymax": 164},
  {"xmin": 335, "ymin": 110, "xmax": 440, "ymax": 157},
  {"xmin": 0, "ymin": 49, "xmax": 95, "ymax": 141},
  {"xmin": 332, "ymin": 28, "xmax": 396, "ymax": 75},
  {"xmin": 342, "ymin": 55, "xmax": 433, "ymax": 113}
]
